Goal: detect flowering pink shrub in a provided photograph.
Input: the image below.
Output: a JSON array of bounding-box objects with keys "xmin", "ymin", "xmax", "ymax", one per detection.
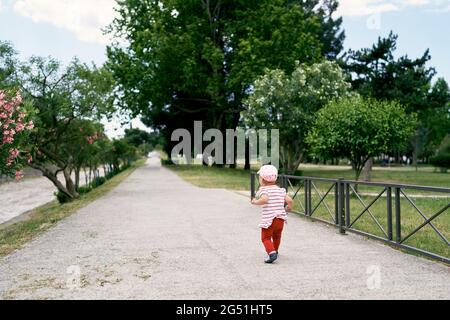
[
  {"xmin": 85, "ymin": 132, "xmax": 99, "ymax": 145},
  {"xmin": 0, "ymin": 90, "xmax": 34, "ymax": 180}
]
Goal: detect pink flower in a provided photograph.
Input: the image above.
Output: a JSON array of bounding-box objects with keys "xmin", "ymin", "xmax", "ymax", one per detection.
[
  {"xmin": 16, "ymin": 123, "xmax": 25, "ymax": 132},
  {"xmin": 26, "ymin": 121, "xmax": 34, "ymax": 130},
  {"xmin": 3, "ymin": 103, "xmax": 13, "ymax": 113},
  {"xmin": 15, "ymin": 171, "xmax": 24, "ymax": 181},
  {"xmin": 2, "ymin": 136, "xmax": 14, "ymax": 144},
  {"xmin": 6, "ymin": 158, "xmax": 13, "ymax": 167},
  {"xmin": 14, "ymin": 92, "xmax": 23, "ymax": 105},
  {"xmin": 0, "ymin": 113, "xmax": 7, "ymax": 119},
  {"xmin": 9, "ymin": 148, "xmax": 20, "ymax": 159},
  {"xmin": 86, "ymin": 136, "xmax": 95, "ymax": 145}
]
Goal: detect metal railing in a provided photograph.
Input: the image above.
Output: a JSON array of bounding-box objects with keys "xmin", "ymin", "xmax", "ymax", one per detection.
[{"xmin": 251, "ymin": 173, "xmax": 450, "ymax": 264}]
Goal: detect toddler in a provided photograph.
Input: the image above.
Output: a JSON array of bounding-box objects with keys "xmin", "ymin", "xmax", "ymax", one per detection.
[{"xmin": 251, "ymin": 165, "xmax": 293, "ymax": 264}]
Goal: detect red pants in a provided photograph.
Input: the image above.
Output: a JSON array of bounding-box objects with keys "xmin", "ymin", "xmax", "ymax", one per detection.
[{"xmin": 261, "ymin": 218, "xmax": 285, "ymax": 254}]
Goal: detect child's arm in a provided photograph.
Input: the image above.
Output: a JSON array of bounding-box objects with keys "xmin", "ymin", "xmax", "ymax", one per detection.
[
  {"xmin": 251, "ymin": 195, "xmax": 269, "ymax": 206},
  {"xmin": 285, "ymin": 194, "xmax": 294, "ymax": 211}
]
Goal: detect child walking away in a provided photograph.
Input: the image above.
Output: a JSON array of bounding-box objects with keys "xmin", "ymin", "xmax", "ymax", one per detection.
[{"xmin": 251, "ymin": 165, "xmax": 293, "ymax": 264}]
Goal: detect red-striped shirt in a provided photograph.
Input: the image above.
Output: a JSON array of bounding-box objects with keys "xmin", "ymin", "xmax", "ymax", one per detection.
[{"xmin": 256, "ymin": 186, "xmax": 287, "ymax": 229}]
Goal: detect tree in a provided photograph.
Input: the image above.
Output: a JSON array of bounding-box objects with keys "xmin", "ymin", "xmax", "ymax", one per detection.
[
  {"xmin": 112, "ymin": 138, "xmax": 138, "ymax": 169},
  {"xmin": 0, "ymin": 41, "xmax": 18, "ymax": 89},
  {"xmin": 308, "ymin": 96, "xmax": 417, "ymax": 180},
  {"xmin": 17, "ymin": 57, "xmax": 115, "ymax": 200},
  {"xmin": 0, "ymin": 90, "xmax": 34, "ymax": 179},
  {"xmin": 243, "ymin": 61, "xmax": 352, "ymax": 172},
  {"xmin": 107, "ymin": 0, "xmax": 345, "ymax": 159},
  {"xmin": 416, "ymin": 79, "xmax": 450, "ymax": 161},
  {"xmin": 430, "ymin": 136, "xmax": 450, "ymax": 173},
  {"xmin": 124, "ymin": 128, "xmax": 165, "ymax": 154},
  {"xmin": 68, "ymin": 120, "xmax": 106, "ymax": 190},
  {"xmin": 342, "ymin": 32, "xmax": 450, "ymax": 166}
]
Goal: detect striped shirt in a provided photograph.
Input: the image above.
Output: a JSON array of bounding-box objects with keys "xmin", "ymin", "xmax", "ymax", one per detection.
[{"xmin": 256, "ymin": 186, "xmax": 287, "ymax": 229}]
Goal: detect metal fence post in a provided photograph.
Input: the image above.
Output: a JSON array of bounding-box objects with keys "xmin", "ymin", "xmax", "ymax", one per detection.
[
  {"xmin": 304, "ymin": 179, "xmax": 310, "ymax": 216},
  {"xmin": 345, "ymin": 182, "xmax": 351, "ymax": 228},
  {"xmin": 387, "ymin": 187, "xmax": 393, "ymax": 241},
  {"xmin": 338, "ymin": 179, "xmax": 345, "ymax": 234},
  {"xmin": 335, "ymin": 181, "xmax": 339, "ymax": 224},
  {"xmin": 281, "ymin": 175, "xmax": 288, "ymax": 191},
  {"xmin": 251, "ymin": 173, "xmax": 256, "ymax": 199},
  {"xmin": 395, "ymin": 187, "xmax": 401, "ymax": 243}
]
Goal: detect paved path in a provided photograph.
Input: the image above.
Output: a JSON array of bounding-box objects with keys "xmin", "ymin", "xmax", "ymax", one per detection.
[{"xmin": 0, "ymin": 160, "xmax": 449, "ymax": 300}]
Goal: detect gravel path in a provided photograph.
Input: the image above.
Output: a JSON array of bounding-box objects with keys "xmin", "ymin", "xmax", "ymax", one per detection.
[{"xmin": 0, "ymin": 159, "xmax": 449, "ymax": 300}]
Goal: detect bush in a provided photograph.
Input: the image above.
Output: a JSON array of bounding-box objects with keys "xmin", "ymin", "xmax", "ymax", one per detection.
[
  {"xmin": 162, "ymin": 159, "xmax": 174, "ymax": 166},
  {"xmin": 77, "ymin": 186, "xmax": 92, "ymax": 195},
  {"xmin": 92, "ymin": 176, "xmax": 106, "ymax": 188},
  {"xmin": 430, "ymin": 153, "xmax": 450, "ymax": 173},
  {"xmin": 55, "ymin": 191, "xmax": 72, "ymax": 204}
]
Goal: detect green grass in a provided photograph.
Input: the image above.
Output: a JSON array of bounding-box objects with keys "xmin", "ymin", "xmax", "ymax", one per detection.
[
  {"xmin": 0, "ymin": 159, "xmax": 145, "ymax": 257},
  {"xmin": 166, "ymin": 164, "xmax": 450, "ymax": 260},
  {"xmin": 299, "ymin": 164, "xmax": 450, "ymax": 189},
  {"xmin": 167, "ymin": 163, "xmax": 450, "ymax": 190},
  {"xmin": 293, "ymin": 180, "xmax": 449, "ymax": 260},
  {"xmin": 167, "ymin": 165, "xmax": 252, "ymax": 190}
]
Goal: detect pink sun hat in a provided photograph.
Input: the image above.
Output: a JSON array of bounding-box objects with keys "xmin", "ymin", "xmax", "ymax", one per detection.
[{"xmin": 257, "ymin": 165, "xmax": 279, "ymax": 182}]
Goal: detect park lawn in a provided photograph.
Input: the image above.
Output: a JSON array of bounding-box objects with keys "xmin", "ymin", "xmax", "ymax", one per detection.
[
  {"xmin": 0, "ymin": 159, "xmax": 146, "ymax": 257},
  {"xmin": 167, "ymin": 164, "xmax": 253, "ymax": 190},
  {"xmin": 167, "ymin": 164, "xmax": 449, "ymax": 260},
  {"xmin": 299, "ymin": 165, "xmax": 450, "ymax": 189},
  {"xmin": 167, "ymin": 164, "xmax": 450, "ymax": 190},
  {"xmin": 295, "ymin": 183, "xmax": 450, "ymax": 260}
]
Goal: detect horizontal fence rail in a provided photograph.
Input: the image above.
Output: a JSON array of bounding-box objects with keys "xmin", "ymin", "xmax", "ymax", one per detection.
[{"xmin": 251, "ymin": 173, "xmax": 450, "ymax": 264}]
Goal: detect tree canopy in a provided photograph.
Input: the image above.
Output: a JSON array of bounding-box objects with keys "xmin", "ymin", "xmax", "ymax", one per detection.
[
  {"xmin": 243, "ymin": 61, "xmax": 352, "ymax": 172},
  {"xmin": 106, "ymin": 0, "xmax": 345, "ymax": 154},
  {"xmin": 308, "ymin": 96, "xmax": 417, "ymax": 180}
]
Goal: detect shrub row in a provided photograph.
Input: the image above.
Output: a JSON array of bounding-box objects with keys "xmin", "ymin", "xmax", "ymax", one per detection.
[{"xmin": 55, "ymin": 164, "xmax": 132, "ymax": 204}]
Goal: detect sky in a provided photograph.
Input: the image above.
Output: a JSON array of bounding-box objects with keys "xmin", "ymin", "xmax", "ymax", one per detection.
[{"xmin": 0, "ymin": 0, "xmax": 449, "ymax": 137}]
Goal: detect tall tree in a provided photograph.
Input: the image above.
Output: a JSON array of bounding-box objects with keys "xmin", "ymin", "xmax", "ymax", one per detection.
[
  {"xmin": 308, "ymin": 96, "xmax": 417, "ymax": 180},
  {"xmin": 342, "ymin": 32, "xmax": 450, "ymax": 166},
  {"xmin": 0, "ymin": 41, "xmax": 18, "ymax": 89},
  {"xmin": 243, "ymin": 61, "xmax": 352, "ymax": 172},
  {"xmin": 107, "ymin": 0, "xmax": 345, "ymax": 158},
  {"xmin": 17, "ymin": 57, "xmax": 115, "ymax": 200}
]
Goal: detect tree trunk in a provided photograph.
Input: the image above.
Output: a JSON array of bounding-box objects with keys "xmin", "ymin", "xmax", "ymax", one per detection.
[
  {"xmin": 75, "ymin": 166, "xmax": 81, "ymax": 190},
  {"xmin": 362, "ymin": 158, "xmax": 373, "ymax": 182},
  {"xmin": 29, "ymin": 162, "xmax": 77, "ymax": 200},
  {"xmin": 63, "ymin": 167, "xmax": 79, "ymax": 198},
  {"xmin": 244, "ymin": 137, "xmax": 250, "ymax": 170}
]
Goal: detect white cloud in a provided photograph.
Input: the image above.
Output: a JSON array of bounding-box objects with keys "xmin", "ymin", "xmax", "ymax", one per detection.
[
  {"xmin": 13, "ymin": 0, "xmax": 116, "ymax": 45},
  {"xmin": 337, "ymin": 0, "xmax": 447, "ymax": 16},
  {"xmin": 10, "ymin": 0, "xmax": 450, "ymax": 42},
  {"xmin": 337, "ymin": 1, "xmax": 399, "ymax": 16}
]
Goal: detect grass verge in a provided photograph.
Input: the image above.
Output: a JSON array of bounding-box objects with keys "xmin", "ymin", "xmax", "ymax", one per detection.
[{"xmin": 0, "ymin": 159, "xmax": 145, "ymax": 257}]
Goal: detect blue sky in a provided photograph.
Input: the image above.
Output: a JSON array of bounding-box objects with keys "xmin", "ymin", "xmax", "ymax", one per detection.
[{"xmin": 1, "ymin": 0, "xmax": 449, "ymax": 136}]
